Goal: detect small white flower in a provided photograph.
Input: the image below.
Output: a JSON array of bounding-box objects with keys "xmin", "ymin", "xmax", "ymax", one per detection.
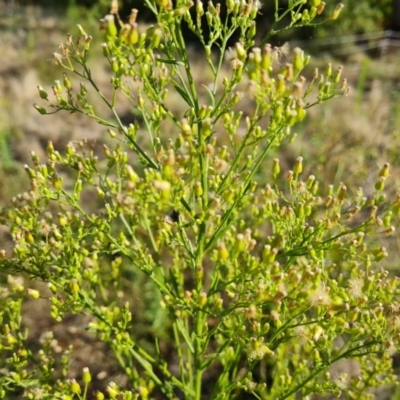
[
  {"xmin": 52, "ymin": 52, "xmax": 64, "ymax": 65},
  {"xmin": 385, "ymin": 340, "xmax": 397, "ymax": 356},
  {"xmin": 334, "ymin": 373, "xmax": 349, "ymax": 390},
  {"xmin": 309, "ymin": 283, "xmax": 331, "ymax": 307},
  {"xmin": 348, "ymin": 278, "xmax": 363, "ymax": 299},
  {"xmin": 293, "ymin": 325, "xmax": 309, "ymax": 345},
  {"xmin": 224, "ymin": 47, "xmax": 243, "ymax": 70}
]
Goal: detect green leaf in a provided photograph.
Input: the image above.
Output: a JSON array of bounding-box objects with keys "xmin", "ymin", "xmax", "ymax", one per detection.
[
  {"xmin": 174, "ymin": 85, "xmax": 195, "ymax": 108},
  {"xmin": 201, "ymin": 84, "xmax": 216, "ymax": 108},
  {"xmin": 157, "ymin": 58, "xmax": 186, "ymax": 67}
]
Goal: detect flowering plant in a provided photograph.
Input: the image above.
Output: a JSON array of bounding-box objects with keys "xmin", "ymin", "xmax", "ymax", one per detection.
[{"xmin": 1, "ymin": 0, "xmax": 399, "ymax": 399}]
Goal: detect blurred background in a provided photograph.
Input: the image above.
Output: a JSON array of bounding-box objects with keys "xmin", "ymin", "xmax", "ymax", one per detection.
[{"xmin": 1, "ymin": 0, "xmax": 400, "ymax": 397}]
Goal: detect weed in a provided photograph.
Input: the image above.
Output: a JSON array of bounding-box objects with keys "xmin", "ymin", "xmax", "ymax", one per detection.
[{"xmin": 1, "ymin": 1, "xmax": 399, "ymax": 399}]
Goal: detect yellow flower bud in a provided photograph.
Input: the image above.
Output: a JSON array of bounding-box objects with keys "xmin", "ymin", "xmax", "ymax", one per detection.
[
  {"xmin": 313, "ymin": 325, "xmax": 324, "ymax": 342},
  {"xmin": 292, "ymin": 47, "xmax": 304, "ymax": 75},
  {"xmin": 104, "ymin": 14, "xmax": 117, "ymax": 42},
  {"xmin": 95, "ymin": 391, "xmax": 105, "ymax": 400},
  {"xmin": 375, "ymin": 177, "xmax": 385, "ymax": 192},
  {"xmin": 153, "ymin": 180, "xmax": 171, "ymax": 201},
  {"xmin": 329, "ymin": 3, "xmax": 344, "ymax": 20},
  {"xmin": 180, "ymin": 118, "xmax": 192, "ymax": 137},
  {"xmin": 218, "ymin": 242, "xmax": 229, "ymax": 260},
  {"xmin": 127, "ymin": 23, "xmax": 139, "ymax": 45},
  {"xmin": 63, "ymin": 73, "xmax": 72, "ymax": 90},
  {"xmin": 332, "ymin": 65, "xmax": 343, "ymax": 83},
  {"xmin": 70, "ymin": 379, "xmax": 81, "ymax": 394},
  {"xmin": 293, "ymin": 156, "xmax": 303, "ymax": 175},
  {"xmin": 156, "ymin": 0, "xmax": 172, "ymax": 10},
  {"xmin": 28, "ymin": 288, "xmax": 40, "ymax": 299},
  {"xmin": 272, "ymin": 158, "xmax": 280, "ymax": 178},
  {"xmin": 195, "ymin": 181, "xmax": 203, "ymax": 197},
  {"xmin": 70, "ymin": 279, "xmax": 79, "ymax": 294},
  {"xmin": 379, "ymin": 163, "xmax": 390, "ymax": 178},
  {"xmin": 82, "ymin": 367, "xmax": 92, "ymax": 384},
  {"xmin": 235, "ymin": 42, "xmax": 247, "ymax": 62},
  {"xmin": 51, "ymin": 174, "xmax": 63, "ymax": 190}
]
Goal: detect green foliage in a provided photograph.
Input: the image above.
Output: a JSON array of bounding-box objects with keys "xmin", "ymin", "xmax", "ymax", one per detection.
[
  {"xmin": 66, "ymin": 0, "xmax": 113, "ymax": 22},
  {"xmin": 1, "ymin": 1, "xmax": 399, "ymax": 399},
  {"xmin": 315, "ymin": 0, "xmax": 392, "ymax": 37}
]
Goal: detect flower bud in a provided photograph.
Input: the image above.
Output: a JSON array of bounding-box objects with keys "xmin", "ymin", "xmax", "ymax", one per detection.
[
  {"xmin": 332, "ymin": 66, "xmax": 343, "ymax": 84},
  {"xmin": 150, "ymin": 26, "xmax": 163, "ymax": 49},
  {"xmin": 82, "ymin": 367, "xmax": 92, "ymax": 384},
  {"xmin": 196, "ymin": 0, "xmax": 204, "ymax": 16},
  {"xmin": 77, "ymin": 24, "xmax": 87, "ymax": 36},
  {"xmin": 180, "ymin": 118, "xmax": 192, "ymax": 137},
  {"xmin": 325, "ymin": 63, "xmax": 332, "ymax": 78},
  {"xmin": 338, "ymin": 183, "xmax": 347, "ymax": 201},
  {"xmin": 313, "ymin": 325, "xmax": 324, "ymax": 342},
  {"xmin": 316, "ymin": 1, "xmax": 326, "ymax": 14},
  {"xmin": 235, "ymin": 42, "xmax": 247, "ymax": 62},
  {"xmin": 201, "ymin": 118, "xmax": 212, "ymax": 138},
  {"xmin": 119, "ymin": 24, "xmax": 130, "ymax": 42},
  {"xmin": 153, "ymin": 180, "xmax": 171, "ymax": 201},
  {"xmin": 272, "ymin": 158, "xmax": 280, "ymax": 178},
  {"xmin": 375, "ymin": 177, "xmax": 385, "ymax": 192},
  {"xmin": 51, "ymin": 174, "xmax": 63, "ymax": 190},
  {"xmin": 379, "ymin": 163, "xmax": 390, "ymax": 178},
  {"xmin": 102, "ymin": 42, "xmax": 110, "ymax": 58},
  {"xmin": 218, "ymin": 242, "xmax": 229, "ymax": 260},
  {"xmin": 95, "ymin": 392, "xmax": 105, "ymax": 400},
  {"xmin": 71, "ymin": 279, "xmax": 79, "ymax": 295},
  {"xmin": 292, "ymin": 47, "xmax": 304, "ymax": 75},
  {"xmin": 53, "ymin": 79, "xmax": 63, "ymax": 95},
  {"xmin": 37, "ymin": 86, "xmax": 49, "ymax": 101},
  {"xmin": 33, "ymin": 103, "xmax": 47, "ymax": 115},
  {"xmin": 70, "ymin": 379, "xmax": 81, "ymax": 394},
  {"xmin": 247, "ymin": 21, "xmax": 256, "ymax": 40},
  {"xmin": 111, "ymin": 57, "xmax": 119, "ymax": 73},
  {"xmin": 382, "ymin": 211, "xmax": 392, "ymax": 227},
  {"xmin": 195, "ymin": 181, "xmax": 203, "ymax": 197},
  {"xmin": 199, "ymin": 292, "xmax": 207, "ymax": 306},
  {"xmin": 156, "ymin": 0, "xmax": 172, "ymax": 10},
  {"xmin": 104, "ymin": 14, "xmax": 117, "ymax": 42},
  {"xmin": 127, "ymin": 23, "xmax": 139, "ymax": 45},
  {"xmin": 226, "ymin": 0, "xmax": 235, "ymax": 12},
  {"xmin": 261, "ymin": 44, "xmax": 273, "ymax": 71},
  {"xmin": 295, "ymin": 100, "xmax": 306, "ymax": 120},
  {"xmin": 293, "ymin": 156, "xmax": 303, "ymax": 175},
  {"xmin": 27, "ymin": 288, "xmax": 40, "ymax": 299},
  {"xmin": 329, "ymin": 3, "xmax": 344, "ymax": 20},
  {"xmin": 63, "ymin": 72, "xmax": 72, "ymax": 90},
  {"xmin": 276, "ymin": 74, "xmax": 286, "ymax": 95}
]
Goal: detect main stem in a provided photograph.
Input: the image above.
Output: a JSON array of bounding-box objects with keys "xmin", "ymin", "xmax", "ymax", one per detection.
[{"xmin": 170, "ymin": 19, "xmax": 207, "ymax": 400}]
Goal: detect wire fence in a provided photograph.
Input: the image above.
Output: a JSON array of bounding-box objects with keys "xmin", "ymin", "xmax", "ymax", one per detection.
[
  {"xmin": 1, "ymin": 0, "xmax": 400, "ymax": 60},
  {"xmin": 292, "ymin": 30, "xmax": 400, "ymax": 57}
]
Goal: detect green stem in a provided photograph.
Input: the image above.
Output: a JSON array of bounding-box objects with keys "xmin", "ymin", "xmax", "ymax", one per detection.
[
  {"xmin": 279, "ymin": 341, "xmax": 380, "ymax": 399},
  {"xmin": 205, "ymin": 127, "xmax": 281, "ymax": 252},
  {"xmin": 213, "ymin": 115, "xmax": 261, "ymax": 200}
]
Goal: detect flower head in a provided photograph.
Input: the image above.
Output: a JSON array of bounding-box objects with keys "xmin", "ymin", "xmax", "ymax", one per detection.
[{"xmin": 309, "ymin": 283, "xmax": 331, "ymax": 307}]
